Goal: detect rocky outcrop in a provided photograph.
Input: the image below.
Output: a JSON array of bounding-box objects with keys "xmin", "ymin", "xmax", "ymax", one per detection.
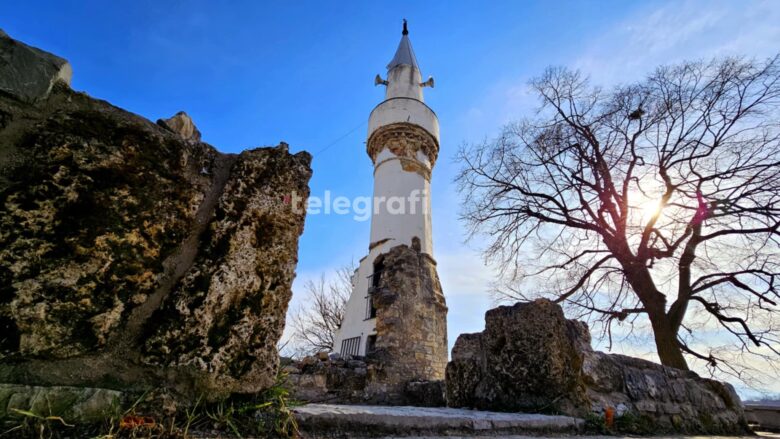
[
  {"xmin": 141, "ymin": 144, "xmax": 310, "ymax": 394},
  {"xmin": 446, "ymin": 299, "xmax": 749, "ymax": 434},
  {"xmin": 0, "ymin": 29, "xmax": 72, "ymax": 102},
  {"xmin": 157, "ymin": 111, "xmax": 201, "ymax": 142},
  {"xmin": 0, "ymin": 30, "xmax": 312, "ymax": 402}
]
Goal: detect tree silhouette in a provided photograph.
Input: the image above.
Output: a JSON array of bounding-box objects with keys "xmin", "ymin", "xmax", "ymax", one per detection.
[
  {"xmin": 457, "ymin": 56, "xmax": 780, "ymax": 374},
  {"xmin": 288, "ymin": 263, "xmax": 354, "ymax": 356}
]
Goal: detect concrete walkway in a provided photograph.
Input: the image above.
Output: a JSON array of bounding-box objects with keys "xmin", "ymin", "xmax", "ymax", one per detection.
[
  {"xmin": 293, "ymin": 404, "xmax": 584, "ymax": 437},
  {"xmin": 293, "ymin": 404, "xmax": 779, "ymax": 438}
]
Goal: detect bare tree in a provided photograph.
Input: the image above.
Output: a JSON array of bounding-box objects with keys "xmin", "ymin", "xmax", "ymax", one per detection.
[
  {"xmin": 457, "ymin": 56, "xmax": 780, "ymax": 375},
  {"xmin": 288, "ymin": 263, "xmax": 354, "ymax": 356}
]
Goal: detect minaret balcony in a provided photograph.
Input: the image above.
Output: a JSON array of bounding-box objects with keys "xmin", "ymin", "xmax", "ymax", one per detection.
[{"xmin": 368, "ymin": 97, "xmax": 439, "ymax": 143}]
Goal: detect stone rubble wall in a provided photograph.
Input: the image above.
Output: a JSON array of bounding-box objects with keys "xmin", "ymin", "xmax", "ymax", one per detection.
[
  {"xmin": 372, "ymin": 243, "xmax": 448, "ymax": 383},
  {"xmin": 286, "ymin": 244, "xmax": 448, "ymax": 406},
  {"xmin": 284, "ymin": 245, "xmax": 447, "ymax": 406},
  {"xmin": 283, "ymin": 353, "xmax": 446, "ymax": 407},
  {"xmin": 445, "ymin": 299, "xmax": 749, "ymax": 435}
]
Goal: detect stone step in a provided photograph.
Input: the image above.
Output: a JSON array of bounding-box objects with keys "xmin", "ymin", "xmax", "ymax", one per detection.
[{"xmin": 293, "ymin": 404, "xmax": 584, "ymax": 437}]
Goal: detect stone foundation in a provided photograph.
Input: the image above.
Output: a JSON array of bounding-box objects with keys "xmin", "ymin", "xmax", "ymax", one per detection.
[{"xmin": 283, "ymin": 354, "xmax": 445, "ymax": 407}]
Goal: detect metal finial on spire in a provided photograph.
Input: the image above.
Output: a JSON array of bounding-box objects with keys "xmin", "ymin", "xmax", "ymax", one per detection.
[{"xmin": 387, "ymin": 19, "xmax": 419, "ymax": 71}]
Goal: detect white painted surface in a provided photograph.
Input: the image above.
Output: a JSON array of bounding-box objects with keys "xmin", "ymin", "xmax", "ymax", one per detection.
[
  {"xmin": 370, "ymin": 153, "xmax": 433, "ymax": 254},
  {"xmin": 368, "ymin": 97, "xmax": 439, "ymax": 142},
  {"xmin": 385, "ymin": 64, "xmax": 423, "ymax": 100},
  {"xmin": 333, "ymin": 31, "xmax": 439, "ymax": 356},
  {"xmin": 333, "ymin": 245, "xmax": 382, "ymax": 355}
]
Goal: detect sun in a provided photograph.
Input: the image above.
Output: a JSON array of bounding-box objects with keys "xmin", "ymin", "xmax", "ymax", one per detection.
[{"xmin": 638, "ymin": 198, "xmax": 663, "ymax": 225}]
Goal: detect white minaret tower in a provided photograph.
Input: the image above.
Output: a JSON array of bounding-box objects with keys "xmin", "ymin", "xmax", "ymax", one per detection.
[{"xmin": 334, "ymin": 20, "xmax": 440, "ymax": 357}]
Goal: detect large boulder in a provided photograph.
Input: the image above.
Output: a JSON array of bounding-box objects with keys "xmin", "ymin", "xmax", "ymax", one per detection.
[
  {"xmin": 157, "ymin": 111, "xmax": 201, "ymax": 142},
  {"xmin": 446, "ymin": 300, "xmax": 589, "ymax": 415},
  {"xmin": 0, "ymin": 29, "xmax": 72, "ymax": 102},
  {"xmin": 0, "ymin": 31, "xmax": 312, "ymax": 402},
  {"xmin": 446, "ymin": 299, "xmax": 749, "ymax": 435}
]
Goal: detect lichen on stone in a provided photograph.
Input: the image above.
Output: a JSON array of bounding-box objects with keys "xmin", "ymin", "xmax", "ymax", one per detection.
[{"xmin": 0, "ymin": 37, "xmax": 312, "ymax": 401}]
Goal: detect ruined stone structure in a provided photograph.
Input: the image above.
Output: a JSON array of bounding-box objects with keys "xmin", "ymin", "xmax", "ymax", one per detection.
[
  {"xmin": 332, "ymin": 21, "xmax": 447, "ymax": 392},
  {"xmin": 0, "ymin": 29, "xmax": 312, "ymax": 402},
  {"xmin": 446, "ymin": 299, "xmax": 749, "ymax": 435},
  {"xmin": 371, "ymin": 243, "xmax": 448, "ymax": 382},
  {"xmin": 288, "ymin": 242, "xmax": 448, "ymax": 405}
]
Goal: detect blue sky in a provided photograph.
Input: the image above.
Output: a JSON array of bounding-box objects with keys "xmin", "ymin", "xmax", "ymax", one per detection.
[{"xmin": 4, "ymin": 0, "xmax": 780, "ymax": 395}]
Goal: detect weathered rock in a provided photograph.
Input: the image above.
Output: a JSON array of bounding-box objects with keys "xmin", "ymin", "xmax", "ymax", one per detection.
[
  {"xmin": 404, "ymin": 380, "xmax": 446, "ymax": 407},
  {"xmin": 282, "ymin": 365, "xmax": 300, "ymax": 375},
  {"xmin": 287, "ymin": 244, "xmax": 449, "ymax": 406},
  {"xmin": 285, "ymin": 356, "xmax": 372, "ymax": 403},
  {"xmin": 0, "ymin": 85, "xmax": 214, "ymax": 359},
  {"xmin": 446, "ymin": 299, "xmax": 749, "ymax": 434},
  {"xmin": 141, "ymin": 143, "xmax": 311, "ymax": 394},
  {"xmin": 581, "ymin": 350, "xmax": 747, "ymax": 434},
  {"xmin": 0, "ymin": 29, "xmax": 72, "ymax": 102},
  {"xmin": 346, "ymin": 359, "xmax": 367, "ymax": 369},
  {"xmin": 0, "ymin": 384, "xmax": 123, "ymax": 422},
  {"xmin": 447, "ymin": 299, "xmax": 588, "ymax": 415},
  {"xmin": 0, "ymin": 32, "xmax": 312, "ymax": 402},
  {"xmin": 157, "ymin": 111, "xmax": 201, "ymax": 142}
]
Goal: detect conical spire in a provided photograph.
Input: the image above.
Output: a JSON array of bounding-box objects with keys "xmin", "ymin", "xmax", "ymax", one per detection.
[{"xmin": 386, "ymin": 19, "xmax": 419, "ymax": 72}]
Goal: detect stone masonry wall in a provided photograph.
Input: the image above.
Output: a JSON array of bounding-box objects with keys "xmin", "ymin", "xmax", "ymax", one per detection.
[
  {"xmin": 285, "ymin": 242, "xmax": 448, "ymax": 406},
  {"xmin": 369, "ymin": 242, "xmax": 448, "ymax": 400}
]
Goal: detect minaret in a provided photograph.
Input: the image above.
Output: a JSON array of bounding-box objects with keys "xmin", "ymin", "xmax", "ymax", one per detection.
[
  {"xmin": 334, "ymin": 22, "xmax": 447, "ymax": 388},
  {"xmin": 367, "ymin": 18, "xmax": 439, "ymax": 257}
]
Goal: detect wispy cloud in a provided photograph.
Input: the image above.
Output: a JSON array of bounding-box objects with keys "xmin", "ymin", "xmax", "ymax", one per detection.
[{"xmin": 575, "ymin": 0, "xmax": 780, "ymax": 84}]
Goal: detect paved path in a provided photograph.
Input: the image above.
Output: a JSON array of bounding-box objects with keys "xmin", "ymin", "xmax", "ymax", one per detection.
[
  {"xmin": 293, "ymin": 403, "xmax": 779, "ymax": 438},
  {"xmin": 293, "ymin": 404, "xmax": 583, "ymax": 437}
]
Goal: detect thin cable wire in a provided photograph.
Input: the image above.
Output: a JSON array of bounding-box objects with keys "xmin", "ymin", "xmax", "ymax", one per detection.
[{"xmin": 314, "ymin": 120, "xmax": 367, "ymax": 155}]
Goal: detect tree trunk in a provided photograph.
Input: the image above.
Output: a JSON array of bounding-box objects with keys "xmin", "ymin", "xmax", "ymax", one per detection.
[
  {"xmin": 621, "ymin": 260, "xmax": 690, "ymax": 371},
  {"xmin": 649, "ymin": 314, "xmax": 689, "ymax": 370}
]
